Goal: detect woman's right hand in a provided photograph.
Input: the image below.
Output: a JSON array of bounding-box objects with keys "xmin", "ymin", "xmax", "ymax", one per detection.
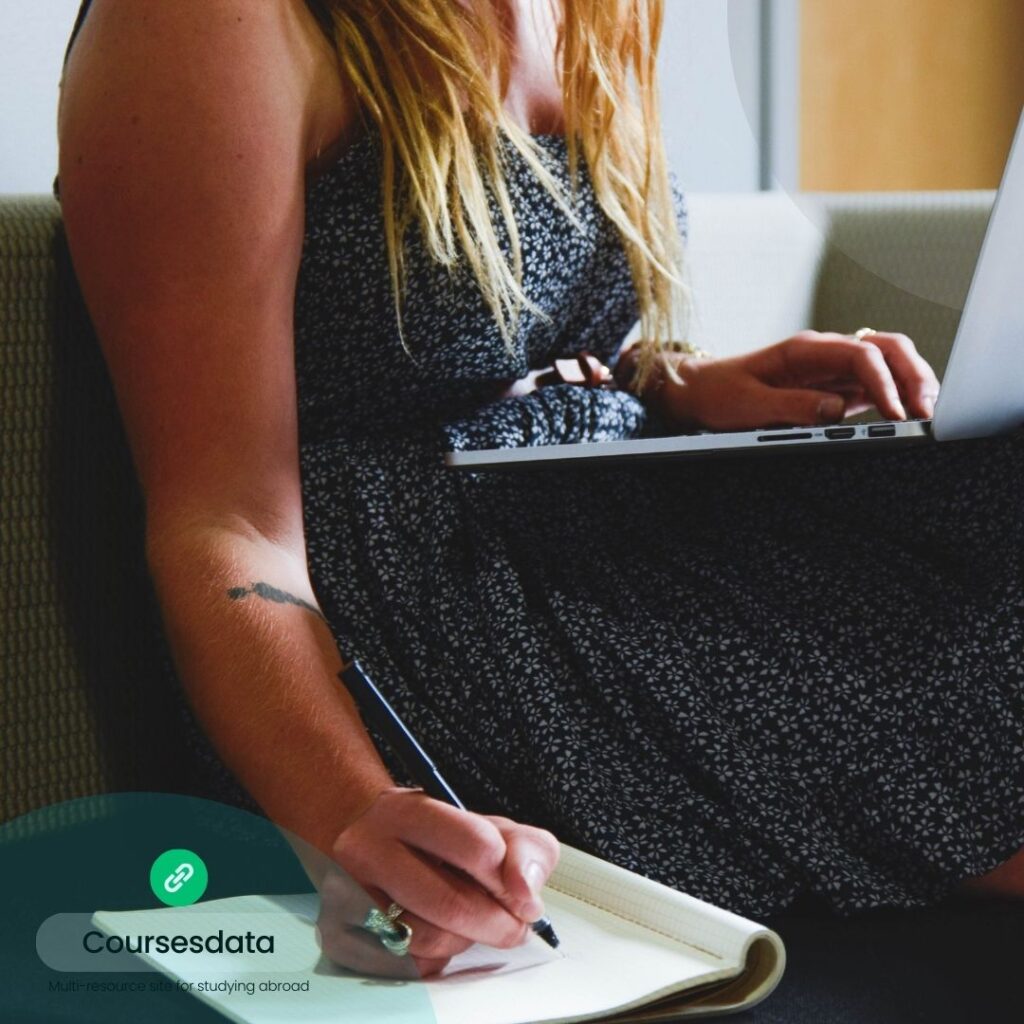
[{"xmin": 316, "ymin": 787, "xmax": 560, "ymax": 978}]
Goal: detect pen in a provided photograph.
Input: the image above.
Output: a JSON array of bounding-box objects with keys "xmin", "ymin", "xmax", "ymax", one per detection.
[{"xmin": 338, "ymin": 658, "xmax": 560, "ymax": 949}]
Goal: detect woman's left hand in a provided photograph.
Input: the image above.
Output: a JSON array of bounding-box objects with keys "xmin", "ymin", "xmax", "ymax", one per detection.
[{"xmin": 657, "ymin": 330, "xmax": 941, "ymax": 432}]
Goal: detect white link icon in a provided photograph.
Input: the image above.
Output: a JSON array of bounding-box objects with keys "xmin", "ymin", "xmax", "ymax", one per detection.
[{"xmin": 163, "ymin": 861, "xmax": 195, "ymax": 894}]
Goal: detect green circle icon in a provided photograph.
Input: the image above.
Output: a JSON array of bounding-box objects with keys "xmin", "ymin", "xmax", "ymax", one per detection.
[{"xmin": 150, "ymin": 849, "xmax": 208, "ymax": 906}]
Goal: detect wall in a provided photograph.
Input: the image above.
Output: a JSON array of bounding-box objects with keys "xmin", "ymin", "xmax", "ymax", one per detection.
[
  {"xmin": 802, "ymin": 0, "xmax": 1024, "ymax": 190},
  {"xmin": 659, "ymin": 0, "xmax": 764, "ymax": 192},
  {"xmin": 0, "ymin": 0, "xmax": 81, "ymax": 195},
  {"xmin": 0, "ymin": 0, "xmax": 767, "ymax": 195}
]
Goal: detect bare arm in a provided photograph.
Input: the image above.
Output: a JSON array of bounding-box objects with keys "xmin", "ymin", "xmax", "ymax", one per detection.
[
  {"xmin": 147, "ymin": 528, "xmax": 396, "ymax": 852},
  {"xmin": 58, "ymin": 0, "xmax": 391, "ymax": 851},
  {"xmin": 58, "ymin": 0, "xmax": 557, "ymax": 977}
]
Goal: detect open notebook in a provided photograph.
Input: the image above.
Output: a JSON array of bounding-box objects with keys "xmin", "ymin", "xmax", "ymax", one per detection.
[{"xmin": 91, "ymin": 843, "xmax": 785, "ymax": 1023}]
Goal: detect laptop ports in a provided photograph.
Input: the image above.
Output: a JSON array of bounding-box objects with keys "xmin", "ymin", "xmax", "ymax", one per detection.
[
  {"xmin": 825, "ymin": 427, "xmax": 856, "ymax": 440},
  {"xmin": 868, "ymin": 424, "xmax": 897, "ymax": 438}
]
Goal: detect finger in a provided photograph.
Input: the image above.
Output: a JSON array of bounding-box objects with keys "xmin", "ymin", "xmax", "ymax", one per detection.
[
  {"xmin": 859, "ymin": 332, "xmax": 941, "ymax": 418},
  {"xmin": 383, "ymin": 799, "xmax": 511, "ymax": 900},
  {"xmin": 362, "ymin": 883, "xmax": 476, "ymax": 962},
  {"xmin": 744, "ymin": 383, "xmax": 848, "ymax": 428},
  {"xmin": 801, "ymin": 382, "xmax": 872, "ymax": 417},
  {"xmin": 579, "ymin": 352, "xmax": 611, "ymax": 386},
  {"xmin": 840, "ymin": 395, "xmax": 874, "ymax": 418},
  {"xmin": 320, "ymin": 873, "xmax": 476, "ymax": 964},
  {"xmin": 366, "ymin": 843, "xmax": 531, "ymax": 949},
  {"xmin": 782, "ymin": 335, "xmax": 907, "ymax": 420},
  {"xmin": 316, "ymin": 903, "xmax": 423, "ymax": 979},
  {"xmin": 332, "ymin": 799, "xmax": 529, "ymax": 947},
  {"xmin": 482, "ymin": 817, "xmax": 560, "ymax": 922},
  {"xmin": 318, "ymin": 919, "xmax": 456, "ymax": 980},
  {"xmin": 382, "ymin": 910, "xmax": 475, "ymax": 962}
]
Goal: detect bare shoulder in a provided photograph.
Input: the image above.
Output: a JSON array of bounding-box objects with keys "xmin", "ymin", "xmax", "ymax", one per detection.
[
  {"xmin": 58, "ymin": 0, "xmax": 349, "ymax": 181},
  {"xmin": 54, "ymin": 0, "xmax": 352, "ymax": 554}
]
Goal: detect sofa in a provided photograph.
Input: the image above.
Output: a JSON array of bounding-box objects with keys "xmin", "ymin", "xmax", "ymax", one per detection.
[{"xmin": 2, "ymin": 190, "xmax": 1020, "ymax": 1022}]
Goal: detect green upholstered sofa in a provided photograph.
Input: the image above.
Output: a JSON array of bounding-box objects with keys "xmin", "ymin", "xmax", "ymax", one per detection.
[{"xmin": 4, "ymin": 190, "xmax": 1020, "ymax": 1022}]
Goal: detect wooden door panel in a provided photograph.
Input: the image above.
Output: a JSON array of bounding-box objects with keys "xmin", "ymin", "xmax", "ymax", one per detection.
[{"xmin": 802, "ymin": 0, "xmax": 1024, "ymax": 190}]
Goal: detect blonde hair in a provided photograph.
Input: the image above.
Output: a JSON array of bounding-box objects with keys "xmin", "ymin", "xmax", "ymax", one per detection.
[{"xmin": 320, "ymin": 0, "xmax": 690, "ymax": 394}]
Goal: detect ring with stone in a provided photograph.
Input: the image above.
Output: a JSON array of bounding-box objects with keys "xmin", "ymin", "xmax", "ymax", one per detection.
[
  {"xmin": 854, "ymin": 327, "xmax": 878, "ymax": 341},
  {"xmin": 361, "ymin": 902, "xmax": 414, "ymax": 957},
  {"xmin": 378, "ymin": 918, "xmax": 413, "ymax": 956}
]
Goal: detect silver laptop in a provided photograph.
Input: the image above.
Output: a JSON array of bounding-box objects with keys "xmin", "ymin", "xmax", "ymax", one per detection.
[{"xmin": 446, "ymin": 107, "xmax": 1024, "ymax": 472}]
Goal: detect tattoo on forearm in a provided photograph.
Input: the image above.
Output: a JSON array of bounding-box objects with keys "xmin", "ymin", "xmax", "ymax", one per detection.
[{"xmin": 227, "ymin": 581, "xmax": 328, "ymax": 623}]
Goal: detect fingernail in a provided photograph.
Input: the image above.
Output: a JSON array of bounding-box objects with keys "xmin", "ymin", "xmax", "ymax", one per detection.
[
  {"xmin": 922, "ymin": 395, "xmax": 936, "ymax": 418},
  {"xmin": 818, "ymin": 396, "xmax": 844, "ymax": 422},
  {"xmin": 525, "ymin": 861, "xmax": 544, "ymax": 896}
]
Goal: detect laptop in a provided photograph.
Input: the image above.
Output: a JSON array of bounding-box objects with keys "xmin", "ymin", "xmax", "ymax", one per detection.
[{"xmin": 445, "ymin": 106, "xmax": 1024, "ymax": 472}]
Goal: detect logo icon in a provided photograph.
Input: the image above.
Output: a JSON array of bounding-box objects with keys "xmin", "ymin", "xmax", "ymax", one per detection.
[{"xmin": 150, "ymin": 849, "xmax": 208, "ymax": 907}]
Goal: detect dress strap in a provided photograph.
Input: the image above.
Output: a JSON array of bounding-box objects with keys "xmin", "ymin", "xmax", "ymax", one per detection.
[
  {"xmin": 60, "ymin": 0, "xmax": 92, "ymax": 73},
  {"xmin": 303, "ymin": 0, "xmax": 335, "ymax": 43},
  {"xmin": 53, "ymin": 0, "xmax": 93, "ymax": 199}
]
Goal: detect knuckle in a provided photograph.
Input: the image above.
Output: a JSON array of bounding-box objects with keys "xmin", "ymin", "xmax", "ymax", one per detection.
[
  {"xmin": 880, "ymin": 332, "xmax": 915, "ymax": 357},
  {"xmin": 414, "ymin": 927, "xmax": 454, "ymax": 960},
  {"xmin": 494, "ymin": 920, "xmax": 531, "ymax": 949},
  {"xmin": 485, "ymin": 814, "xmax": 517, "ymax": 830},
  {"xmin": 320, "ymin": 871, "xmax": 350, "ymax": 904},
  {"xmin": 332, "ymin": 842, "xmax": 370, "ymax": 877},
  {"xmin": 540, "ymin": 827, "xmax": 561, "ymax": 853},
  {"xmin": 526, "ymin": 826, "xmax": 561, "ymax": 863},
  {"xmin": 434, "ymin": 888, "xmax": 474, "ymax": 933},
  {"xmin": 377, "ymin": 786, "xmax": 422, "ymax": 817},
  {"xmin": 459, "ymin": 818, "xmax": 506, "ymax": 867},
  {"xmin": 330, "ymin": 828, "xmax": 356, "ymax": 859},
  {"xmin": 331, "ymin": 843, "xmax": 360, "ymax": 876},
  {"xmin": 854, "ymin": 344, "xmax": 887, "ymax": 369}
]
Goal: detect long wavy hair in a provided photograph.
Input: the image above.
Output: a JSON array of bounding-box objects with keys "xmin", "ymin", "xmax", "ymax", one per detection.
[{"xmin": 320, "ymin": 0, "xmax": 690, "ymax": 394}]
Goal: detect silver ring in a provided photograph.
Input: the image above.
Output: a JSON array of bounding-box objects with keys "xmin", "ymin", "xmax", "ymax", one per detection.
[
  {"xmin": 379, "ymin": 919, "xmax": 413, "ymax": 956},
  {"xmin": 854, "ymin": 327, "xmax": 878, "ymax": 341},
  {"xmin": 361, "ymin": 902, "xmax": 413, "ymax": 957}
]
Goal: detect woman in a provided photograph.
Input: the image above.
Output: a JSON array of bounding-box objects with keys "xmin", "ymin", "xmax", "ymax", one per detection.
[{"xmin": 56, "ymin": 0, "xmax": 1024, "ymax": 980}]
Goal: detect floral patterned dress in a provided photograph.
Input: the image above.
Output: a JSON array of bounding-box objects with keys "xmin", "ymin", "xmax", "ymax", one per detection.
[{"xmin": 293, "ymin": 126, "xmax": 1024, "ymax": 918}]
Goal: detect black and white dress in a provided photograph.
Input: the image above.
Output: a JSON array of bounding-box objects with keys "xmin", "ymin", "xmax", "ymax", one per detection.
[{"xmin": 291, "ymin": 125, "xmax": 1024, "ymax": 920}]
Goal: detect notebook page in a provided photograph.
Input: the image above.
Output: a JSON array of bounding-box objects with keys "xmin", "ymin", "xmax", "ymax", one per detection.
[
  {"xmin": 548, "ymin": 844, "xmax": 780, "ymax": 966},
  {"xmin": 426, "ymin": 885, "xmax": 738, "ymax": 1024},
  {"xmin": 93, "ymin": 894, "xmax": 436, "ymax": 1024},
  {"xmin": 91, "ymin": 888, "xmax": 743, "ymax": 1024}
]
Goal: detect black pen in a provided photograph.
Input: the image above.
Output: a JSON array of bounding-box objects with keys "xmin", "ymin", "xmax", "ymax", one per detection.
[{"xmin": 338, "ymin": 658, "xmax": 560, "ymax": 949}]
